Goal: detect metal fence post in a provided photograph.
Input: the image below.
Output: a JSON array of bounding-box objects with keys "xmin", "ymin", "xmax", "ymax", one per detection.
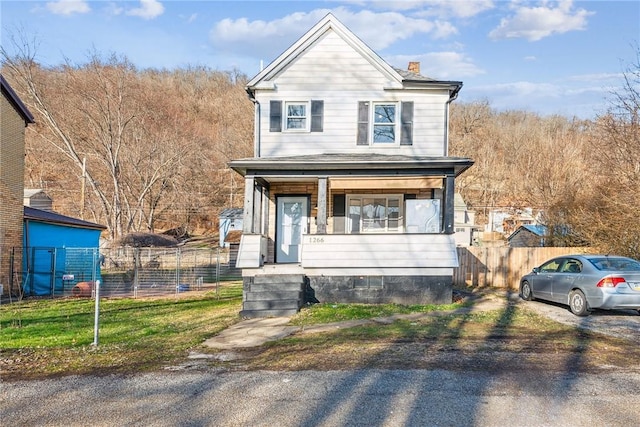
[
  {"xmin": 175, "ymin": 247, "xmax": 181, "ymax": 295},
  {"xmin": 92, "ymin": 279, "xmax": 101, "ymax": 346}
]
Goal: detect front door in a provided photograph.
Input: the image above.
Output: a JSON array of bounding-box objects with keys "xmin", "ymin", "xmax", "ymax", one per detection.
[{"xmin": 276, "ymin": 196, "xmax": 308, "ymax": 263}]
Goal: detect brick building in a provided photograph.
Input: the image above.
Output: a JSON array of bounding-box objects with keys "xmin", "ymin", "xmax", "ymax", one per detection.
[{"xmin": 1, "ymin": 75, "xmax": 35, "ymax": 295}]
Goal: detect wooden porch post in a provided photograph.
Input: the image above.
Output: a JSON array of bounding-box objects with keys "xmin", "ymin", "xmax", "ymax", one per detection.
[{"xmin": 317, "ymin": 176, "xmax": 327, "ymax": 234}]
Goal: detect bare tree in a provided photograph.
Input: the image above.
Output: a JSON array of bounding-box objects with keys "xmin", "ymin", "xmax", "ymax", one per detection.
[
  {"xmin": 2, "ymin": 35, "xmax": 254, "ymax": 240},
  {"xmin": 571, "ymin": 47, "xmax": 640, "ymax": 256}
]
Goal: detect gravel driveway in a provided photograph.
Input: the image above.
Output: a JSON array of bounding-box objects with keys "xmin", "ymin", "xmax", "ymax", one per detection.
[{"xmin": 512, "ymin": 293, "xmax": 640, "ymax": 342}]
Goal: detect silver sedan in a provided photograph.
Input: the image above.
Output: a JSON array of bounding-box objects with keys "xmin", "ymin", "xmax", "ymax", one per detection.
[{"xmin": 520, "ymin": 254, "xmax": 640, "ymax": 316}]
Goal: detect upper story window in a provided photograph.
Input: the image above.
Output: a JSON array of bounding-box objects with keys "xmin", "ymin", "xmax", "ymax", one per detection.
[
  {"xmin": 285, "ymin": 102, "xmax": 308, "ymax": 131},
  {"xmin": 270, "ymin": 100, "xmax": 324, "ymax": 133},
  {"xmin": 358, "ymin": 101, "xmax": 413, "ymax": 146},
  {"xmin": 373, "ymin": 103, "xmax": 397, "ymax": 143}
]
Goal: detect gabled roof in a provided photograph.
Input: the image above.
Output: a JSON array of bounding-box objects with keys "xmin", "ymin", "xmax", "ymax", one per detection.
[
  {"xmin": 24, "ymin": 206, "xmax": 106, "ymax": 231},
  {"xmin": 1, "ymin": 74, "xmax": 35, "ymax": 125},
  {"xmin": 507, "ymin": 224, "xmax": 547, "ymax": 241},
  {"xmin": 219, "ymin": 208, "xmax": 244, "ymax": 219},
  {"xmin": 246, "ymin": 13, "xmax": 461, "ymax": 97},
  {"xmin": 24, "ymin": 189, "xmax": 50, "ymax": 199}
]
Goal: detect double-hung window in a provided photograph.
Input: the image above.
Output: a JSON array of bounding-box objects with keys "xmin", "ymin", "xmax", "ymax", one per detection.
[
  {"xmin": 357, "ymin": 101, "xmax": 413, "ymax": 146},
  {"xmin": 285, "ymin": 102, "xmax": 308, "ymax": 131},
  {"xmin": 373, "ymin": 103, "xmax": 397, "ymax": 143},
  {"xmin": 270, "ymin": 100, "xmax": 324, "ymax": 132}
]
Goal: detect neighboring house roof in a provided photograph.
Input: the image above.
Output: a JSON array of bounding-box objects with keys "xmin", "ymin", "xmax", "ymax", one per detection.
[
  {"xmin": 507, "ymin": 224, "xmax": 547, "ymax": 241},
  {"xmin": 246, "ymin": 13, "xmax": 462, "ymax": 99},
  {"xmin": 219, "ymin": 208, "xmax": 244, "ymax": 219},
  {"xmin": 24, "ymin": 189, "xmax": 47, "ymax": 199},
  {"xmin": 224, "ymin": 230, "xmax": 242, "ymax": 244},
  {"xmin": 230, "ymin": 153, "xmax": 473, "ymax": 177},
  {"xmin": 1, "ymin": 74, "xmax": 35, "ymax": 125},
  {"xmin": 24, "ymin": 206, "xmax": 106, "ymax": 230}
]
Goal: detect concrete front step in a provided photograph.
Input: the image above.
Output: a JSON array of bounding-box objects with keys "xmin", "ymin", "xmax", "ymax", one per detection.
[
  {"xmin": 242, "ymin": 299, "xmax": 302, "ymax": 311},
  {"xmin": 245, "ymin": 290, "xmax": 304, "ymax": 301},
  {"xmin": 253, "ymin": 274, "xmax": 305, "ymax": 285},
  {"xmin": 240, "ymin": 308, "xmax": 300, "ymax": 318},
  {"xmin": 248, "ymin": 282, "xmax": 305, "ymax": 292},
  {"xmin": 242, "ymin": 274, "xmax": 306, "ymax": 318}
]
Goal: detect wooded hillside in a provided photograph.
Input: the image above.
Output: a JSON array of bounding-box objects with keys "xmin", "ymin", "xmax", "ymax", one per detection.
[{"xmin": 3, "ymin": 47, "xmax": 639, "ymax": 257}]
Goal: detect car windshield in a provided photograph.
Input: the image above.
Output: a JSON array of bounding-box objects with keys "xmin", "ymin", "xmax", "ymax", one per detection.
[{"xmin": 589, "ymin": 257, "xmax": 640, "ymax": 271}]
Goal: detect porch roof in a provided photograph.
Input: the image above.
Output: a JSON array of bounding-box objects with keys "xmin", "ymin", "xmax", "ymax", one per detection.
[{"xmin": 229, "ymin": 153, "xmax": 474, "ymax": 178}]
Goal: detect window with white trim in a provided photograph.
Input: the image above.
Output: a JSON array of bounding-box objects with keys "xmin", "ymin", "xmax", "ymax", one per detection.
[
  {"xmin": 373, "ymin": 103, "xmax": 397, "ymax": 143},
  {"xmin": 346, "ymin": 195, "xmax": 402, "ymax": 233},
  {"xmin": 285, "ymin": 102, "xmax": 308, "ymax": 131},
  {"xmin": 357, "ymin": 101, "xmax": 413, "ymax": 146}
]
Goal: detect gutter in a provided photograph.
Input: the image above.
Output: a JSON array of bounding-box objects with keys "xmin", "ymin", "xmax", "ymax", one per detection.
[
  {"xmin": 246, "ymin": 87, "xmax": 260, "ymax": 158},
  {"xmin": 444, "ymin": 82, "xmax": 463, "ymax": 156}
]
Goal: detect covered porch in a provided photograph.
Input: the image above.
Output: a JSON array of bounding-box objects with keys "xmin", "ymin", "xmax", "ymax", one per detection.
[{"xmin": 228, "ymin": 153, "xmax": 473, "ymax": 314}]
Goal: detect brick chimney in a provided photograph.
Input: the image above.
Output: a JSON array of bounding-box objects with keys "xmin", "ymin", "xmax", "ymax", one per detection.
[{"xmin": 408, "ymin": 62, "xmax": 420, "ymax": 74}]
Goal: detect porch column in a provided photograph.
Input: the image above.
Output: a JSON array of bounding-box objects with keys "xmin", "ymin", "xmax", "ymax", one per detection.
[
  {"xmin": 253, "ymin": 181, "xmax": 263, "ymax": 234},
  {"xmin": 317, "ymin": 176, "xmax": 327, "ymax": 234},
  {"xmin": 444, "ymin": 174, "xmax": 455, "ymax": 234},
  {"xmin": 242, "ymin": 176, "xmax": 255, "ymax": 233}
]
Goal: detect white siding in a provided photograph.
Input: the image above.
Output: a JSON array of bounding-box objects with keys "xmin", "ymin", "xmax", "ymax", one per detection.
[
  {"xmin": 255, "ymin": 30, "xmax": 449, "ymax": 158},
  {"xmin": 235, "ymin": 235, "xmax": 268, "ymax": 268},
  {"xmin": 300, "ymin": 233, "xmax": 458, "ymax": 269}
]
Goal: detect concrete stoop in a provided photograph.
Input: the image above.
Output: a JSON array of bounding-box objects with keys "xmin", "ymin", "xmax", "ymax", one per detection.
[{"xmin": 240, "ymin": 274, "xmax": 305, "ymax": 318}]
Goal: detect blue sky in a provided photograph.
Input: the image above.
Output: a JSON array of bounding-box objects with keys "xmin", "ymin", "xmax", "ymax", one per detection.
[{"xmin": 1, "ymin": 0, "xmax": 638, "ymax": 118}]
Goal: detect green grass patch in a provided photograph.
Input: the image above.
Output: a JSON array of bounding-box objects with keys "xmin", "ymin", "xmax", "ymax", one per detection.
[
  {"xmin": 0, "ymin": 282, "xmax": 243, "ymax": 379},
  {"xmin": 290, "ymin": 301, "xmax": 465, "ymax": 326}
]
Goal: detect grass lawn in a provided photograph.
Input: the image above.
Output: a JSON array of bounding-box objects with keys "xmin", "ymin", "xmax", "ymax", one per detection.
[
  {"xmin": 2, "ymin": 286, "xmax": 639, "ymax": 379},
  {"xmin": 0, "ymin": 283, "xmax": 243, "ymax": 380}
]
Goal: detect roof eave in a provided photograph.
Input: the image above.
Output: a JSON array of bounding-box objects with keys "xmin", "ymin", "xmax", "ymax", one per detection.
[{"xmin": 1, "ymin": 74, "xmax": 35, "ymax": 124}]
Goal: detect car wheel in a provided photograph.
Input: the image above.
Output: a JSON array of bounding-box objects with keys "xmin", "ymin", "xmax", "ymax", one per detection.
[
  {"xmin": 569, "ymin": 289, "xmax": 590, "ymax": 316},
  {"xmin": 520, "ymin": 280, "xmax": 533, "ymax": 301}
]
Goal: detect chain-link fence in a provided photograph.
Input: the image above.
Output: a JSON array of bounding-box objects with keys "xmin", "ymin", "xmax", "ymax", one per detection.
[{"xmin": 9, "ymin": 246, "xmax": 241, "ymax": 300}]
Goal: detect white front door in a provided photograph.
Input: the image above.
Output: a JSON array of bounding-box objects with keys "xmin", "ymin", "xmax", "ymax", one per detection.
[{"xmin": 276, "ymin": 196, "xmax": 308, "ymax": 263}]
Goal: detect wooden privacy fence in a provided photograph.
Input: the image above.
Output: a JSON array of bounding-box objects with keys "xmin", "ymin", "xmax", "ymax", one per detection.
[{"xmin": 454, "ymin": 247, "xmax": 594, "ymax": 289}]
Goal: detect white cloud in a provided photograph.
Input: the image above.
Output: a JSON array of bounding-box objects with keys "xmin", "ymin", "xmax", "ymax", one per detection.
[
  {"xmin": 46, "ymin": 0, "xmax": 90, "ymax": 16},
  {"xmin": 489, "ymin": 0, "xmax": 594, "ymax": 41},
  {"xmin": 210, "ymin": 7, "xmax": 457, "ymax": 59},
  {"xmin": 524, "ymin": 56, "xmax": 536, "ymax": 61},
  {"xmin": 126, "ymin": 0, "xmax": 164, "ymax": 20},
  {"xmin": 347, "ymin": 0, "xmax": 495, "ymax": 19},
  {"xmin": 566, "ymin": 72, "xmax": 622, "ymax": 83},
  {"xmin": 182, "ymin": 13, "xmax": 198, "ymax": 24},
  {"xmin": 103, "ymin": 2, "xmax": 124, "ymax": 16},
  {"xmin": 389, "ymin": 52, "xmax": 485, "ymax": 79}
]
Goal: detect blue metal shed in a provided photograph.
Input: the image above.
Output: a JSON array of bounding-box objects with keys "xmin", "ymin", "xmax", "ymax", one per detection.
[{"xmin": 23, "ymin": 207, "xmax": 107, "ymax": 296}]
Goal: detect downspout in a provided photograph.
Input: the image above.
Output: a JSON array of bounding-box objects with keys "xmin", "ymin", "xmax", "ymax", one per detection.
[
  {"xmin": 246, "ymin": 88, "xmax": 260, "ymax": 158},
  {"xmin": 444, "ymin": 83, "xmax": 462, "ymax": 156}
]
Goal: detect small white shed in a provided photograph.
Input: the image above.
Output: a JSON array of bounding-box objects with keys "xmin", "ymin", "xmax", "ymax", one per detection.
[{"xmin": 219, "ymin": 208, "xmax": 243, "ymax": 248}]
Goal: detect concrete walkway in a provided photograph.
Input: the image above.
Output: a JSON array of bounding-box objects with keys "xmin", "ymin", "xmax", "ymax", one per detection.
[{"xmin": 203, "ymin": 292, "xmax": 513, "ymax": 350}]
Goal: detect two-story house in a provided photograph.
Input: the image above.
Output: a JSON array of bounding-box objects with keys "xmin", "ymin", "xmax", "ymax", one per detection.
[{"xmin": 229, "ymin": 14, "xmax": 473, "ymax": 317}]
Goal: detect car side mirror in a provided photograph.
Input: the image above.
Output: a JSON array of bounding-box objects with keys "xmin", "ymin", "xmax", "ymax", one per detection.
[{"xmin": 532, "ymin": 267, "xmax": 540, "ymax": 274}]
